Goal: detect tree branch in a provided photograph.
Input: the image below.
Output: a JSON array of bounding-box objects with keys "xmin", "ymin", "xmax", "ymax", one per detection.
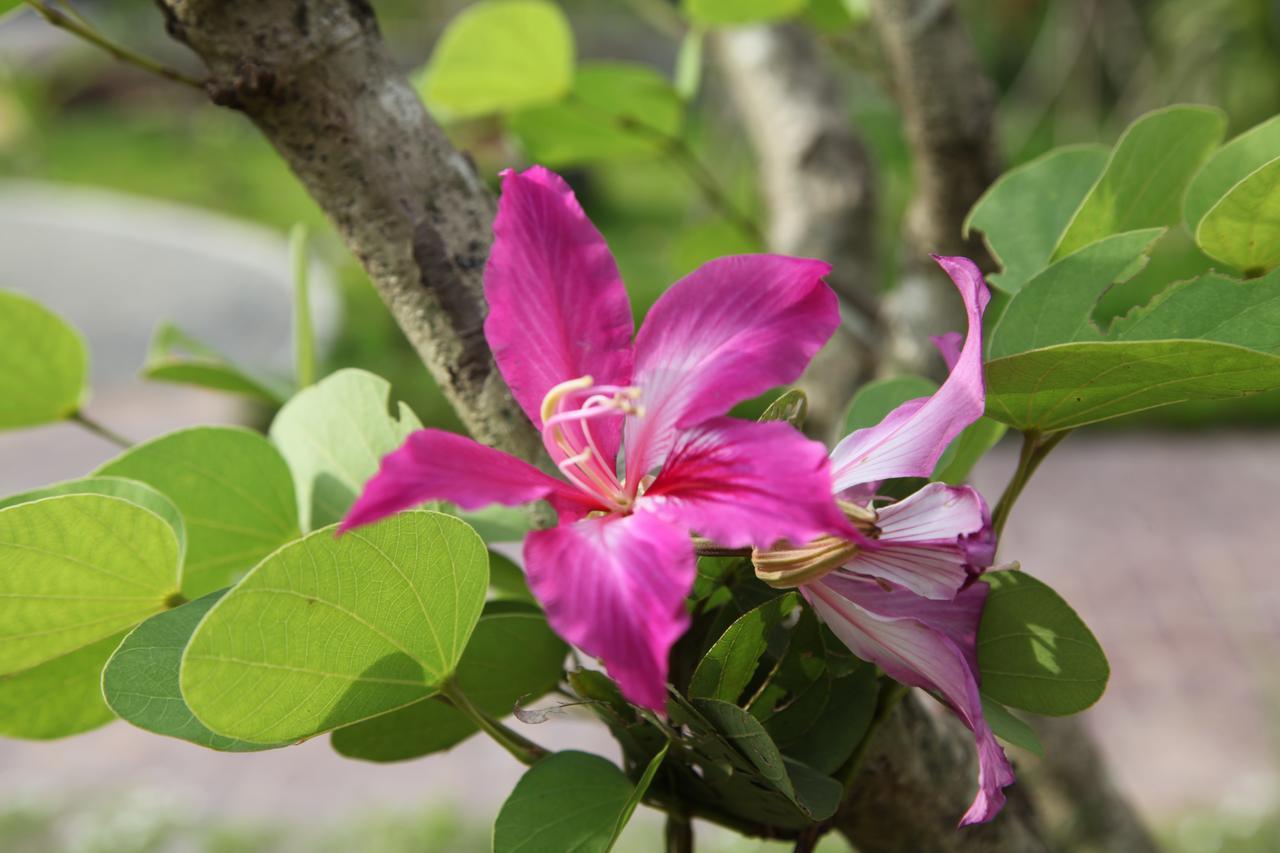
[{"xmin": 154, "ymin": 0, "xmax": 541, "ymax": 461}]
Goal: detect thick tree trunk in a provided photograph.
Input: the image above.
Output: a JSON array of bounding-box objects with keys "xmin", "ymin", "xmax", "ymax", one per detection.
[{"xmin": 155, "ymin": 0, "xmax": 541, "ymax": 461}]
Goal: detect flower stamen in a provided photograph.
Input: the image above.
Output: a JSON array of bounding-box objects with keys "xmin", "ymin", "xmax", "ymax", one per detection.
[
  {"xmin": 539, "ymin": 376, "xmax": 643, "ymax": 511},
  {"xmin": 751, "ymin": 500, "xmax": 880, "ymax": 588}
]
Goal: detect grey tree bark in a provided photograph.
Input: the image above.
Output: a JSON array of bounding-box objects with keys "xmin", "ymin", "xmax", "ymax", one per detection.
[{"xmin": 155, "ymin": 0, "xmax": 542, "ymax": 462}]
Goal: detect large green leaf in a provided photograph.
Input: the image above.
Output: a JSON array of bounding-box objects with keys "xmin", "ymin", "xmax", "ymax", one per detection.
[
  {"xmin": 964, "ymin": 145, "xmax": 1109, "ymax": 294},
  {"xmin": 977, "ymin": 571, "xmax": 1109, "ymax": 715},
  {"xmin": 683, "ymin": 0, "xmax": 807, "ymax": 26},
  {"xmin": 97, "ymin": 427, "xmax": 299, "ymax": 598},
  {"xmin": 988, "ymin": 229, "xmax": 1165, "ymax": 358},
  {"xmin": 985, "ymin": 340, "xmax": 1280, "ymax": 432},
  {"xmin": 270, "ymin": 369, "xmax": 422, "ymax": 531},
  {"xmin": 1185, "ymin": 114, "xmax": 1280, "ymax": 232},
  {"xmin": 0, "ymin": 290, "xmax": 87, "ymax": 429},
  {"xmin": 777, "ymin": 663, "xmax": 878, "ymax": 775},
  {"xmin": 420, "ymin": 0, "xmax": 573, "ymax": 120},
  {"xmin": 1109, "ymin": 268, "xmax": 1280, "ymax": 353},
  {"xmin": 331, "ymin": 602, "xmax": 567, "ymax": 762},
  {"xmin": 1053, "ymin": 106, "xmax": 1226, "ymax": 259},
  {"xmin": 689, "ymin": 594, "xmax": 796, "ymax": 702},
  {"xmin": 1195, "ymin": 156, "xmax": 1280, "ymax": 275},
  {"xmin": 0, "ymin": 633, "xmax": 122, "ymax": 739},
  {"xmin": 0, "ymin": 494, "xmax": 180, "ymax": 674},
  {"xmin": 509, "ymin": 62, "xmax": 683, "ymax": 166},
  {"xmin": 141, "ymin": 322, "xmax": 290, "ymax": 404},
  {"xmin": 180, "ymin": 511, "xmax": 487, "ymax": 743},
  {"xmin": 103, "ymin": 590, "xmax": 274, "ymax": 751},
  {"xmin": 493, "ymin": 750, "xmax": 656, "ymax": 853}
]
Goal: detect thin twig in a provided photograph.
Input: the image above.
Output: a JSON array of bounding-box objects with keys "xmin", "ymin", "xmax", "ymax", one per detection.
[
  {"xmin": 26, "ymin": 0, "xmax": 204, "ymax": 89},
  {"xmin": 70, "ymin": 410, "xmax": 133, "ymax": 448}
]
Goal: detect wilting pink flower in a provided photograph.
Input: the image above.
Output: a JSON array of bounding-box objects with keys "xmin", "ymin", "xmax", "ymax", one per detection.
[
  {"xmin": 342, "ymin": 166, "xmax": 849, "ymax": 711},
  {"xmin": 752, "ymin": 256, "xmax": 1013, "ymax": 826}
]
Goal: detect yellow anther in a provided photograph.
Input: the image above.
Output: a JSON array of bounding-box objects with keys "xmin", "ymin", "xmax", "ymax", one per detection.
[{"xmin": 540, "ymin": 375, "xmax": 595, "ymax": 424}]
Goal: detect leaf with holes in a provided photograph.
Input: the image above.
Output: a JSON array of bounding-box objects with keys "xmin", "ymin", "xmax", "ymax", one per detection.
[{"xmin": 1108, "ymin": 267, "xmax": 1280, "ymax": 353}]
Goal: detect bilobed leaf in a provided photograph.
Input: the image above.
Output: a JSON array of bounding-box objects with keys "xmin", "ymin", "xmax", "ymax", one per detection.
[
  {"xmin": 1184, "ymin": 114, "xmax": 1280, "ymax": 232},
  {"xmin": 180, "ymin": 511, "xmax": 487, "ymax": 744},
  {"xmin": 985, "ymin": 339, "xmax": 1280, "ymax": 432},
  {"xmin": 977, "ymin": 571, "xmax": 1109, "ymax": 715},
  {"xmin": 1109, "ymin": 268, "xmax": 1280, "ymax": 353},
  {"xmin": 0, "ymin": 290, "xmax": 87, "ymax": 429},
  {"xmin": 494, "ymin": 750, "xmax": 644, "ymax": 853},
  {"xmin": 0, "ymin": 494, "xmax": 180, "ymax": 674},
  {"xmin": 964, "ymin": 145, "xmax": 1109, "ymax": 294},
  {"xmin": 270, "ymin": 369, "xmax": 422, "ymax": 531},
  {"xmin": 0, "ymin": 633, "xmax": 122, "ymax": 740},
  {"xmin": 103, "ymin": 590, "xmax": 274, "ymax": 752},
  {"xmin": 683, "ymin": 0, "xmax": 807, "ymax": 26},
  {"xmin": 1195, "ymin": 156, "xmax": 1280, "ymax": 275},
  {"xmin": 142, "ymin": 322, "xmax": 290, "ymax": 404},
  {"xmin": 981, "ymin": 694, "xmax": 1043, "ymax": 756},
  {"xmin": 689, "ymin": 594, "xmax": 797, "ymax": 702},
  {"xmin": 1053, "ymin": 105, "xmax": 1225, "ymax": 259},
  {"xmin": 97, "ymin": 427, "xmax": 299, "ymax": 598},
  {"xmin": 331, "ymin": 603, "xmax": 566, "ymax": 762},
  {"xmin": 509, "ymin": 62, "xmax": 682, "ymax": 166},
  {"xmin": 988, "ymin": 228, "xmax": 1165, "ymax": 358},
  {"xmin": 421, "ymin": 0, "xmax": 573, "ymax": 120}
]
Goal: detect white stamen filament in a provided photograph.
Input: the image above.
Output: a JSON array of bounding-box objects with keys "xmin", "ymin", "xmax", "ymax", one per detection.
[{"xmin": 539, "ymin": 376, "xmax": 643, "ymax": 511}]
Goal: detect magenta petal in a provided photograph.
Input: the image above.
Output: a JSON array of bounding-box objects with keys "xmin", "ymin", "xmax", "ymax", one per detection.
[
  {"xmin": 625, "ymin": 255, "xmax": 837, "ymax": 480},
  {"xmin": 484, "ymin": 166, "xmax": 635, "ymax": 453},
  {"xmin": 839, "ymin": 484, "xmax": 994, "ymax": 599},
  {"xmin": 340, "ymin": 429, "xmax": 586, "ymax": 533},
  {"xmin": 524, "ymin": 512, "xmax": 695, "ymax": 711},
  {"xmin": 829, "ymin": 255, "xmax": 990, "ymax": 491},
  {"xmin": 805, "ymin": 575, "xmax": 1015, "ymax": 825},
  {"xmin": 639, "ymin": 417, "xmax": 851, "ymax": 550}
]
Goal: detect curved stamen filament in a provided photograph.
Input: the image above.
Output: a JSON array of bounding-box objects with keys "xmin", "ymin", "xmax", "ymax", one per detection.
[{"xmin": 539, "ymin": 376, "xmax": 643, "ymax": 511}]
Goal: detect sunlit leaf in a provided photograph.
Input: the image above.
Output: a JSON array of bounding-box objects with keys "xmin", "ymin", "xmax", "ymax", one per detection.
[
  {"xmin": 1184, "ymin": 114, "xmax": 1280, "ymax": 232},
  {"xmin": 683, "ymin": 0, "xmax": 807, "ymax": 26},
  {"xmin": 0, "ymin": 633, "xmax": 122, "ymax": 740},
  {"xmin": 1195, "ymin": 156, "xmax": 1280, "ymax": 275},
  {"xmin": 0, "ymin": 290, "xmax": 87, "ymax": 429}
]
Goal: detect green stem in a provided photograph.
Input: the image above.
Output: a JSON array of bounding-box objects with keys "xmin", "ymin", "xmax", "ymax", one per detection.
[
  {"xmin": 290, "ymin": 224, "xmax": 317, "ymax": 389},
  {"xmin": 25, "ymin": 1, "xmax": 204, "ymax": 89},
  {"xmin": 664, "ymin": 809, "xmax": 694, "ymax": 853},
  {"xmin": 70, "ymin": 411, "xmax": 133, "ymax": 449},
  {"xmin": 990, "ymin": 430, "xmax": 1068, "ymax": 537},
  {"xmin": 440, "ymin": 681, "xmax": 548, "ymax": 766}
]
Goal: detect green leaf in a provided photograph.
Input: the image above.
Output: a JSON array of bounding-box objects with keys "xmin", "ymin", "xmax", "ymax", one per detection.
[
  {"xmin": 290, "ymin": 223, "xmax": 317, "ymax": 389},
  {"xmin": 331, "ymin": 603, "xmax": 566, "ymax": 762},
  {"xmin": 141, "ymin": 323, "xmax": 290, "ymax": 405},
  {"xmin": 1185, "ymin": 114, "xmax": 1280, "ymax": 232},
  {"xmin": 615, "ymin": 744, "xmax": 668, "ymax": 847},
  {"xmin": 977, "ymin": 571, "xmax": 1109, "ymax": 715},
  {"xmin": 180, "ymin": 511, "xmax": 487, "ymax": 744},
  {"xmin": 778, "ymin": 664, "xmax": 878, "ymax": 774},
  {"xmin": 1053, "ymin": 105, "xmax": 1226, "ymax": 260},
  {"xmin": 675, "ymin": 29, "xmax": 704, "ymax": 100},
  {"xmin": 985, "ymin": 339, "xmax": 1280, "ymax": 432},
  {"xmin": 493, "ymin": 751, "xmax": 644, "ymax": 853},
  {"xmin": 509, "ymin": 62, "xmax": 682, "ymax": 167},
  {"xmin": 1109, "ymin": 268, "xmax": 1280, "ymax": 353},
  {"xmin": 758, "ymin": 388, "xmax": 808, "ymax": 427},
  {"xmin": 981, "ymin": 694, "xmax": 1043, "ymax": 756},
  {"xmin": 97, "ymin": 427, "xmax": 300, "ymax": 599},
  {"xmin": 842, "ymin": 375, "xmax": 937, "ymax": 435},
  {"xmin": 0, "ymin": 633, "xmax": 122, "ymax": 739},
  {"xmin": 1195, "ymin": 156, "xmax": 1280, "ymax": 275},
  {"xmin": 964, "ymin": 145, "xmax": 1109, "ymax": 294},
  {"xmin": 0, "ymin": 494, "xmax": 180, "ymax": 674},
  {"xmin": 683, "ymin": 0, "xmax": 807, "ymax": 26},
  {"xmin": 689, "ymin": 594, "xmax": 797, "ymax": 702},
  {"xmin": 421, "ymin": 0, "xmax": 573, "ymax": 120},
  {"xmin": 270, "ymin": 369, "xmax": 422, "ymax": 531},
  {"xmin": 932, "ymin": 418, "xmax": 1006, "ymax": 485},
  {"xmin": 103, "ymin": 590, "xmax": 274, "ymax": 752},
  {"xmin": 0, "ymin": 290, "xmax": 87, "ymax": 429},
  {"xmin": 988, "ymin": 228, "xmax": 1165, "ymax": 358}
]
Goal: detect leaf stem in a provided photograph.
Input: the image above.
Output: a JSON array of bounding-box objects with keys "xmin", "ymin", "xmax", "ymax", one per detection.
[
  {"xmin": 70, "ymin": 410, "xmax": 133, "ymax": 449},
  {"xmin": 990, "ymin": 430, "xmax": 1068, "ymax": 537},
  {"xmin": 25, "ymin": 0, "xmax": 204, "ymax": 89},
  {"xmin": 290, "ymin": 223, "xmax": 317, "ymax": 389},
  {"xmin": 664, "ymin": 809, "xmax": 694, "ymax": 853},
  {"xmin": 440, "ymin": 680, "xmax": 548, "ymax": 766}
]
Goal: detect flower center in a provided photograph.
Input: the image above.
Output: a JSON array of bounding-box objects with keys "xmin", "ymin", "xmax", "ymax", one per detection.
[
  {"xmin": 540, "ymin": 375, "xmax": 644, "ymax": 512},
  {"xmin": 751, "ymin": 500, "xmax": 879, "ymax": 588}
]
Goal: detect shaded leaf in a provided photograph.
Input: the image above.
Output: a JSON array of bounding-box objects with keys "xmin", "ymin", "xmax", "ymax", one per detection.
[
  {"xmin": 142, "ymin": 322, "xmax": 289, "ymax": 404},
  {"xmin": 1184, "ymin": 114, "xmax": 1280, "ymax": 232},
  {"xmin": 842, "ymin": 375, "xmax": 937, "ymax": 435},
  {"xmin": 1109, "ymin": 267, "xmax": 1280, "ymax": 353},
  {"xmin": 0, "ymin": 290, "xmax": 86, "ymax": 429},
  {"xmin": 0, "ymin": 633, "xmax": 122, "ymax": 740},
  {"xmin": 759, "ymin": 388, "xmax": 808, "ymax": 428},
  {"xmin": 683, "ymin": 0, "xmax": 807, "ymax": 26},
  {"xmin": 981, "ymin": 694, "xmax": 1043, "ymax": 756},
  {"xmin": 931, "ymin": 418, "xmax": 1006, "ymax": 485},
  {"xmin": 778, "ymin": 663, "xmax": 878, "ymax": 774},
  {"xmin": 689, "ymin": 594, "xmax": 797, "ymax": 702}
]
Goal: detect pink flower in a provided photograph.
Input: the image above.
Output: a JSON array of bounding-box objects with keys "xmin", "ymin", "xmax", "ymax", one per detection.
[
  {"xmin": 342, "ymin": 166, "xmax": 849, "ymax": 711},
  {"xmin": 753, "ymin": 256, "xmax": 1014, "ymax": 826}
]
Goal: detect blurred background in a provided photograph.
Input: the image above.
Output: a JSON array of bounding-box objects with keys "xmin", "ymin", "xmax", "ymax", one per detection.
[{"xmin": 0, "ymin": 0, "xmax": 1278, "ymax": 850}]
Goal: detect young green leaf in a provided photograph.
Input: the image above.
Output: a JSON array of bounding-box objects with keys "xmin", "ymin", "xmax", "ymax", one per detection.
[
  {"xmin": 420, "ymin": 0, "xmax": 574, "ymax": 120},
  {"xmin": 977, "ymin": 571, "xmax": 1109, "ymax": 715},
  {"xmin": 141, "ymin": 322, "xmax": 290, "ymax": 404},
  {"xmin": 683, "ymin": 0, "xmax": 807, "ymax": 26},
  {"xmin": 270, "ymin": 369, "xmax": 422, "ymax": 531},
  {"xmin": 1053, "ymin": 105, "xmax": 1225, "ymax": 259},
  {"xmin": 1184, "ymin": 114, "xmax": 1280, "ymax": 232},
  {"xmin": 0, "ymin": 633, "xmax": 123, "ymax": 740},
  {"xmin": 0, "ymin": 290, "xmax": 87, "ymax": 429},
  {"xmin": 97, "ymin": 427, "xmax": 300, "ymax": 598},
  {"xmin": 180, "ymin": 511, "xmax": 487, "ymax": 744},
  {"xmin": 103, "ymin": 590, "xmax": 276, "ymax": 752},
  {"xmin": 1195, "ymin": 156, "xmax": 1280, "ymax": 275}
]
